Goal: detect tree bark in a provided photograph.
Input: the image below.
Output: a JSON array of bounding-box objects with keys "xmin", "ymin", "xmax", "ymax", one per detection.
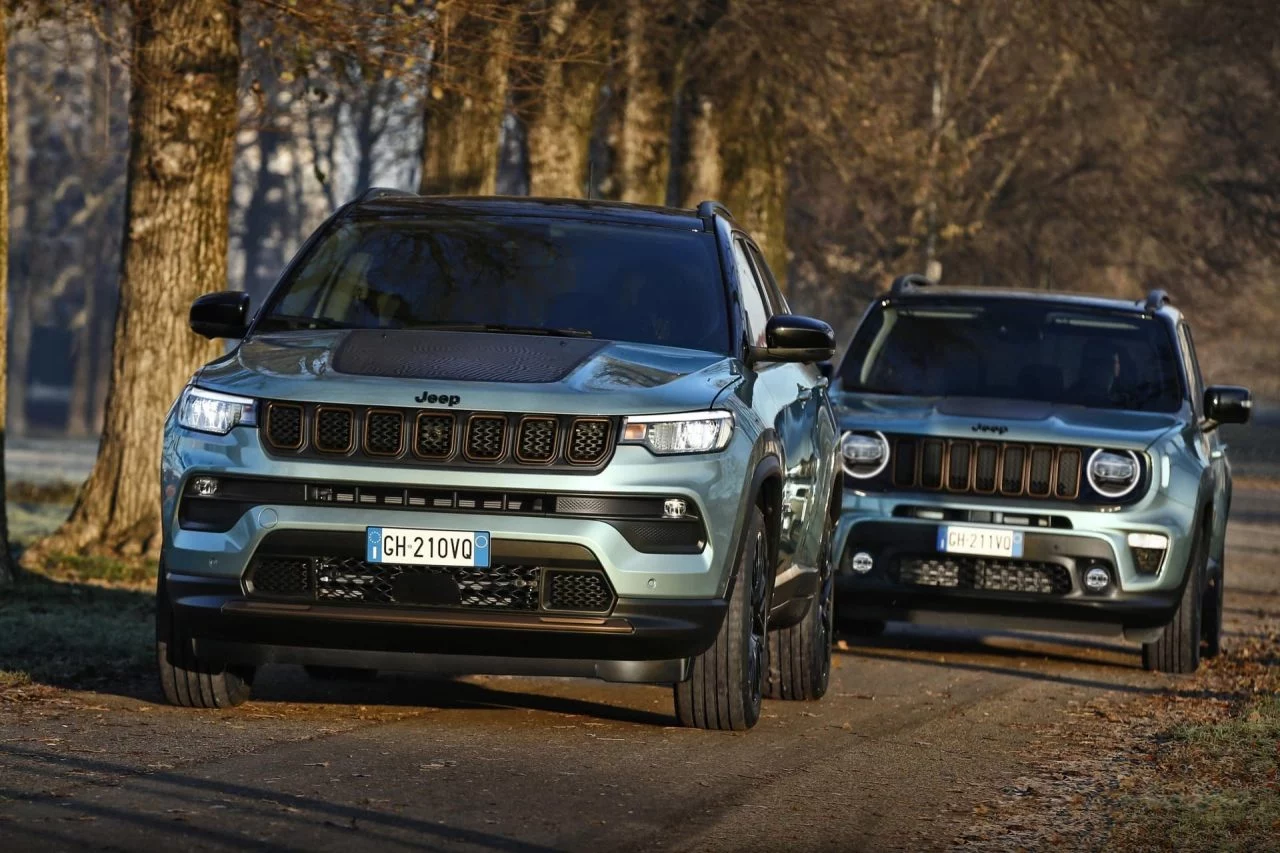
[
  {"xmin": 419, "ymin": 5, "xmax": 518, "ymax": 196},
  {"xmin": 26, "ymin": 0, "xmax": 242, "ymax": 564},
  {"xmin": 617, "ymin": 3, "xmax": 677, "ymax": 205},
  {"xmin": 524, "ymin": 0, "xmax": 607, "ymax": 198},
  {"xmin": 0, "ymin": 8, "xmax": 14, "ymax": 587}
]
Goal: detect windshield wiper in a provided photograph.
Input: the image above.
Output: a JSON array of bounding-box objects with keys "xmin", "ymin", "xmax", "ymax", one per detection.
[
  {"xmin": 407, "ymin": 321, "xmax": 593, "ymax": 338},
  {"xmin": 257, "ymin": 314, "xmax": 355, "ymax": 331}
]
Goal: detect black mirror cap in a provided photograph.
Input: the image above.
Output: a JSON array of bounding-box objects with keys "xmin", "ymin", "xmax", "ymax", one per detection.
[
  {"xmin": 1204, "ymin": 385, "xmax": 1252, "ymax": 425},
  {"xmin": 190, "ymin": 291, "xmax": 250, "ymax": 339},
  {"xmin": 752, "ymin": 314, "xmax": 836, "ymax": 364}
]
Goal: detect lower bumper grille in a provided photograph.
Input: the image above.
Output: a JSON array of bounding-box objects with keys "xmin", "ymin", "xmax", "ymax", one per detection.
[
  {"xmin": 247, "ymin": 556, "xmax": 615, "ymax": 614},
  {"xmin": 895, "ymin": 556, "xmax": 1072, "ymax": 596}
]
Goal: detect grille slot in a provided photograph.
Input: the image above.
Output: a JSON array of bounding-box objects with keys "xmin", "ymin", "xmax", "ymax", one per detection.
[
  {"xmin": 896, "ymin": 556, "xmax": 1072, "ymax": 595},
  {"xmin": 893, "ymin": 438, "xmax": 917, "ymax": 486},
  {"xmin": 920, "ymin": 439, "xmax": 945, "ymax": 488},
  {"xmin": 543, "ymin": 569, "xmax": 615, "ymax": 613},
  {"xmin": 414, "ymin": 413, "xmax": 455, "ymax": 459},
  {"xmin": 974, "ymin": 444, "xmax": 999, "ymax": 493},
  {"xmin": 265, "ymin": 403, "xmax": 304, "ymax": 450},
  {"xmin": 1056, "ymin": 448, "xmax": 1082, "ymax": 499},
  {"xmin": 893, "ymin": 438, "xmax": 1088, "ymax": 501},
  {"xmin": 464, "ymin": 415, "xmax": 508, "ymax": 462},
  {"xmin": 1002, "ymin": 446, "xmax": 1026, "ymax": 494},
  {"xmin": 947, "ymin": 441, "xmax": 972, "ymax": 491},
  {"xmin": 364, "ymin": 410, "xmax": 404, "ymax": 456},
  {"xmin": 314, "ymin": 407, "xmax": 355, "ymax": 454},
  {"xmin": 1028, "ymin": 447, "xmax": 1054, "ymax": 497},
  {"xmin": 248, "ymin": 556, "xmax": 312, "ymax": 596},
  {"xmin": 516, "ymin": 417, "xmax": 558, "ymax": 463},
  {"xmin": 567, "ymin": 419, "xmax": 611, "ymax": 465}
]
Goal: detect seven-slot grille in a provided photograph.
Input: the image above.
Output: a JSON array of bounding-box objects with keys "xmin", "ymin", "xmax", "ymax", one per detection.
[
  {"xmin": 892, "ymin": 437, "xmax": 1083, "ymax": 500},
  {"xmin": 260, "ymin": 402, "xmax": 617, "ymax": 470}
]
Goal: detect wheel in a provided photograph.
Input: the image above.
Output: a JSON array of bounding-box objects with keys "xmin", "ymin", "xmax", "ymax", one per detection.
[
  {"xmin": 674, "ymin": 507, "xmax": 771, "ymax": 730},
  {"xmin": 1201, "ymin": 569, "xmax": 1224, "ymax": 658},
  {"xmin": 305, "ymin": 665, "xmax": 377, "ymax": 682},
  {"xmin": 1142, "ymin": 533, "xmax": 1205, "ymax": 674},
  {"xmin": 156, "ymin": 614, "xmax": 254, "ymax": 708},
  {"xmin": 765, "ymin": 516, "xmax": 834, "ymax": 701}
]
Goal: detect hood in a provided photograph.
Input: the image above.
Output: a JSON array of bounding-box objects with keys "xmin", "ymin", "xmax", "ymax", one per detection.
[
  {"xmin": 832, "ymin": 392, "xmax": 1187, "ymax": 450},
  {"xmin": 195, "ymin": 329, "xmax": 740, "ymax": 415}
]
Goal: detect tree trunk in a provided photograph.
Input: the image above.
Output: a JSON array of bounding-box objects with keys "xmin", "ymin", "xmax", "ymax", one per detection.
[
  {"xmin": 26, "ymin": 0, "xmax": 242, "ymax": 564},
  {"xmin": 617, "ymin": 3, "xmax": 677, "ymax": 205},
  {"xmin": 419, "ymin": 5, "xmax": 518, "ymax": 196},
  {"xmin": 0, "ymin": 8, "xmax": 14, "ymax": 587},
  {"xmin": 524, "ymin": 0, "xmax": 607, "ymax": 198}
]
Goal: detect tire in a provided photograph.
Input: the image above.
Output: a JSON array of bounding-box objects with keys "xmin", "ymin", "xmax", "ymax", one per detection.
[
  {"xmin": 765, "ymin": 516, "xmax": 834, "ymax": 701},
  {"xmin": 674, "ymin": 507, "xmax": 771, "ymax": 731},
  {"xmin": 1142, "ymin": 532, "xmax": 1205, "ymax": 674},
  {"xmin": 1201, "ymin": 569, "xmax": 1224, "ymax": 659},
  {"xmin": 156, "ymin": 578, "xmax": 254, "ymax": 708},
  {"xmin": 305, "ymin": 665, "xmax": 377, "ymax": 682}
]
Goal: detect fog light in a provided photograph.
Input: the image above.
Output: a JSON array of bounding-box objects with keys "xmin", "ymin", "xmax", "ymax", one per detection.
[
  {"xmin": 1083, "ymin": 565, "xmax": 1111, "ymax": 593},
  {"xmin": 191, "ymin": 477, "xmax": 219, "ymax": 497},
  {"xmin": 663, "ymin": 498, "xmax": 687, "ymax": 519},
  {"xmin": 851, "ymin": 552, "xmax": 874, "ymax": 574},
  {"xmin": 1127, "ymin": 533, "xmax": 1168, "ymax": 575}
]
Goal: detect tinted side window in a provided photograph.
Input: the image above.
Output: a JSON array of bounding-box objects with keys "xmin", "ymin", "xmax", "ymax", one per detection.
[
  {"xmin": 746, "ymin": 243, "xmax": 787, "ymax": 313},
  {"xmin": 1179, "ymin": 324, "xmax": 1205, "ymax": 413},
  {"xmin": 732, "ymin": 239, "xmax": 770, "ymax": 347}
]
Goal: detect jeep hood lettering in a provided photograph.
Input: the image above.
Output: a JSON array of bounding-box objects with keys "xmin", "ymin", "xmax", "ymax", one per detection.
[
  {"xmin": 833, "ymin": 392, "xmax": 1186, "ymax": 450},
  {"xmin": 195, "ymin": 330, "xmax": 739, "ymax": 415}
]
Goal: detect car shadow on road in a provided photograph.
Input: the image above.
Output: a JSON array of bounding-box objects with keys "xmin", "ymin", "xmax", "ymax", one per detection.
[{"xmin": 0, "ymin": 743, "xmax": 561, "ymax": 852}]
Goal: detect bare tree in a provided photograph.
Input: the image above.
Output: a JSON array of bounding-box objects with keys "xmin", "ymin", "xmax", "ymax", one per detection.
[{"xmin": 0, "ymin": 5, "xmax": 14, "ymax": 586}]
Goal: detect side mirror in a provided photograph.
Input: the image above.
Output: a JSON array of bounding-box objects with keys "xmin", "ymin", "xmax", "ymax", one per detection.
[
  {"xmin": 817, "ymin": 360, "xmax": 835, "ymax": 381},
  {"xmin": 750, "ymin": 315, "xmax": 836, "ymax": 365},
  {"xmin": 1203, "ymin": 385, "xmax": 1252, "ymax": 425},
  {"xmin": 190, "ymin": 291, "xmax": 250, "ymax": 339}
]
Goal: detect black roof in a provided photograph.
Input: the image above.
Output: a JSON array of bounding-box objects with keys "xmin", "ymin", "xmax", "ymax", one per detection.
[{"xmin": 346, "ymin": 192, "xmax": 710, "ymax": 232}]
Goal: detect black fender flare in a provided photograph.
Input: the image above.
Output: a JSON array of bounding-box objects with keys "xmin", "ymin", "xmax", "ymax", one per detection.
[{"xmin": 718, "ymin": 451, "xmax": 783, "ymax": 599}]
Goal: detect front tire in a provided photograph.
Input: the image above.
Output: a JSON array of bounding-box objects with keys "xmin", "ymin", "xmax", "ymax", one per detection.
[
  {"xmin": 1201, "ymin": 569, "xmax": 1224, "ymax": 659},
  {"xmin": 675, "ymin": 507, "xmax": 771, "ymax": 731},
  {"xmin": 156, "ymin": 573, "xmax": 254, "ymax": 708},
  {"xmin": 1142, "ymin": 533, "xmax": 1205, "ymax": 674},
  {"xmin": 765, "ymin": 519, "xmax": 834, "ymax": 701}
]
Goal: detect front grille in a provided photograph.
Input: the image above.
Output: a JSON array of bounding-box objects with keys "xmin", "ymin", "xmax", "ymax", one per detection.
[
  {"xmin": 364, "ymin": 410, "xmax": 404, "ymax": 456},
  {"xmin": 265, "ymin": 403, "xmax": 304, "ymax": 450},
  {"xmin": 465, "ymin": 415, "xmax": 507, "ymax": 461},
  {"xmin": 544, "ymin": 569, "xmax": 614, "ymax": 613},
  {"xmin": 248, "ymin": 556, "xmax": 312, "ymax": 595},
  {"xmin": 414, "ymin": 413, "xmax": 455, "ymax": 459},
  {"xmin": 567, "ymin": 419, "xmax": 611, "ymax": 465},
  {"xmin": 315, "ymin": 407, "xmax": 355, "ymax": 453},
  {"xmin": 896, "ymin": 556, "xmax": 1072, "ymax": 595},
  {"xmin": 893, "ymin": 436, "xmax": 1084, "ymax": 501},
  {"xmin": 516, "ymin": 417, "xmax": 558, "ymax": 463}
]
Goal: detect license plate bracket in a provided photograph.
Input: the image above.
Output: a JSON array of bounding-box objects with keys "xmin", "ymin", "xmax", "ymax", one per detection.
[{"xmin": 937, "ymin": 525, "xmax": 1024, "ymax": 559}]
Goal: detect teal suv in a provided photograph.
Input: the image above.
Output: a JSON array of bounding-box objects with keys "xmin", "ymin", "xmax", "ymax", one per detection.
[
  {"xmin": 158, "ymin": 191, "xmax": 840, "ymax": 730},
  {"xmin": 831, "ymin": 276, "xmax": 1251, "ymax": 673}
]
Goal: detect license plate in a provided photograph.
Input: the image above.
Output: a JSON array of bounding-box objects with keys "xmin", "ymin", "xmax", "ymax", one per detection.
[
  {"xmin": 366, "ymin": 527, "xmax": 490, "ymax": 567},
  {"xmin": 937, "ymin": 526, "xmax": 1024, "ymax": 559}
]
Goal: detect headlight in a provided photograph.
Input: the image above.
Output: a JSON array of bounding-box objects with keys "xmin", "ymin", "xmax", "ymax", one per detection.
[
  {"xmin": 176, "ymin": 386, "xmax": 257, "ymax": 435},
  {"xmin": 841, "ymin": 430, "xmax": 889, "ymax": 479},
  {"xmin": 621, "ymin": 411, "xmax": 733, "ymax": 455},
  {"xmin": 1087, "ymin": 449, "xmax": 1140, "ymax": 498}
]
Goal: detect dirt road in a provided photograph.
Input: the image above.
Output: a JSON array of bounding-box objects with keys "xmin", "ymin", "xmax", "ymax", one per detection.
[{"xmin": 2, "ymin": 491, "xmax": 1276, "ymax": 852}]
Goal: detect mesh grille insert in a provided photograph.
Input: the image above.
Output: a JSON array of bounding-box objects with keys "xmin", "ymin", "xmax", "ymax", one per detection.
[
  {"xmin": 364, "ymin": 410, "xmax": 404, "ymax": 456},
  {"xmin": 1001, "ymin": 446, "xmax": 1026, "ymax": 494},
  {"xmin": 414, "ymin": 414, "xmax": 455, "ymax": 459},
  {"xmin": 1028, "ymin": 447, "xmax": 1054, "ymax": 496},
  {"xmin": 974, "ymin": 444, "xmax": 999, "ymax": 492},
  {"xmin": 265, "ymin": 403, "xmax": 304, "ymax": 450},
  {"xmin": 544, "ymin": 569, "xmax": 615, "ymax": 613},
  {"xmin": 249, "ymin": 556, "xmax": 312, "ymax": 596},
  {"xmin": 307, "ymin": 557, "xmax": 540, "ymax": 609},
  {"xmin": 567, "ymin": 419, "xmax": 611, "ymax": 465},
  {"xmin": 947, "ymin": 441, "xmax": 972, "ymax": 491},
  {"xmin": 896, "ymin": 556, "xmax": 1072, "ymax": 595},
  {"xmin": 315, "ymin": 408, "xmax": 354, "ymax": 453},
  {"xmin": 920, "ymin": 439, "xmax": 944, "ymax": 488},
  {"xmin": 1056, "ymin": 449, "xmax": 1082, "ymax": 498},
  {"xmin": 465, "ymin": 416, "xmax": 507, "ymax": 461},
  {"xmin": 516, "ymin": 418, "xmax": 557, "ymax": 463}
]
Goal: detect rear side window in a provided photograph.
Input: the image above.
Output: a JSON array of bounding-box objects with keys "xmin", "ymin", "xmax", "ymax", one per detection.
[{"xmin": 731, "ymin": 239, "xmax": 770, "ymax": 347}]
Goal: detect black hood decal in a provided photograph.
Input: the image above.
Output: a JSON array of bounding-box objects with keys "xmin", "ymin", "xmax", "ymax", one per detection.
[{"xmin": 332, "ymin": 329, "xmax": 609, "ymax": 384}]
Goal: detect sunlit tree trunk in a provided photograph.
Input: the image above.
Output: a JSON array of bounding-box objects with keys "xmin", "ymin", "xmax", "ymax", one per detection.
[
  {"xmin": 419, "ymin": 5, "xmax": 518, "ymax": 196},
  {"xmin": 27, "ymin": 0, "xmax": 241, "ymax": 564},
  {"xmin": 0, "ymin": 7, "xmax": 14, "ymax": 586},
  {"xmin": 617, "ymin": 4, "xmax": 677, "ymax": 205}
]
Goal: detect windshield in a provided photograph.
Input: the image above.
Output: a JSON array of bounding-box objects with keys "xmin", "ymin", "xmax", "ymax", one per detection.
[
  {"xmin": 256, "ymin": 217, "xmax": 731, "ymax": 353},
  {"xmin": 837, "ymin": 300, "xmax": 1185, "ymax": 412}
]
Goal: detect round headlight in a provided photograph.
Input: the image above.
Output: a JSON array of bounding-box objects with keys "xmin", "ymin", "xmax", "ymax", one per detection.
[
  {"xmin": 841, "ymin": 431, "xmax": 890, "ymax": 479},
  {"xmin": 1087, "ymin": 449, "xmax": 1141, "ymax": 498}
]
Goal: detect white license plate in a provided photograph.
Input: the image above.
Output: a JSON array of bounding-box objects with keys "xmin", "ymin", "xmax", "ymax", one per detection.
[
  {"xmin": 365, "ymin": 527, "xmax": 490, "ymax": 567},
  {"xmin": 937, "ymin": 526, "xmax": 1024, "ymax": 559}
]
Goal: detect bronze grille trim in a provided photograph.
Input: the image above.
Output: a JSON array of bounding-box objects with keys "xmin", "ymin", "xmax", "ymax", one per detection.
[
  {"xmin": 363, "ymin": 409, "xmax": 406, "ymax": 458},
  {"xmin": 515, "ymin": 416, "xmax": 559, "ymax": 465},
  {"xmin": 264, "ymin": 402, "xmax": 305, "ymax": 451},
  {"xmin": 565, "ymin": 418, "xmax": 613, "ymax": 466},
  {"xmin": 894, "ymin": 437, "xmax": 1085, "ymax": 501},
  {"xmin": 313, "ymin": 406, "xmax": 356, "ymax": 455},
  {"xmin": 412, "ymin": 412, "xmax": 456, "ymax": 461},
  {"xmin": 462, "ymin": 414, "xmax": 509, "ymax": 463}
]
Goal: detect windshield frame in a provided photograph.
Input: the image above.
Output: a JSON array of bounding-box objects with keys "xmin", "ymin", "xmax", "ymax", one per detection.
[
  {"xmin": 833, "ymin": 296, "xmax": 1190, "ymax": 413},
  {"xmin": 247, "ymin": 211, "xmax": 735, "ymax": 355}
]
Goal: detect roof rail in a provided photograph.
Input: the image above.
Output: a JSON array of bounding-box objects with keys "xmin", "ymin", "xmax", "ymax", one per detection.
[
  {"xmin": 695, "ymin": 200, "xmax": 734, "ymax": 224},
  {"xmin": 356, "ymin": 186, "xmax": 418, "ymax": 204},
  {"xmin": 890, "ymin": 273, "xmax": 936, "ymax": 296},
  {"xmin": 1142, "ymin": 289, "xmax": 1171, "ymax": 313}
]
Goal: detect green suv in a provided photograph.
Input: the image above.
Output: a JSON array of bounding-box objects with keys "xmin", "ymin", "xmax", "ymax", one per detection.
[
  {"xmin": 159, "ymin": 191, "xmax": 841, "ymax": 730},
  {"xmin": 831, "ymin": 276, "xmax": 1251, "ymax": 673}
]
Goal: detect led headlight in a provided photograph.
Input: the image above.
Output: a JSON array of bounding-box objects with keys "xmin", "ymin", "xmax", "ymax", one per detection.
[
  {"xmin": 840, "ymin": 430, "xmax": 889, "ymax": 479},
  {"xmin": 621, "ymin": 411, "xmax": 733, "ymax": 455},
  {"xmin": 176, "ymin": 386, "xmax": 257, "ymax": 435},
  {"xmin": 1087, "ymin": 449, "xmax": 1141, "ymax": 498}
]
